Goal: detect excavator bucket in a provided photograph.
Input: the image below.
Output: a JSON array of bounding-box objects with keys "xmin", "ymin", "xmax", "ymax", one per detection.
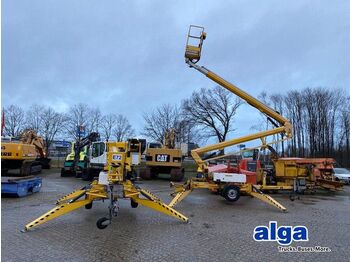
[{"xmin": 185, "ymin": 25, "xmax": 206, "ymax": 63}]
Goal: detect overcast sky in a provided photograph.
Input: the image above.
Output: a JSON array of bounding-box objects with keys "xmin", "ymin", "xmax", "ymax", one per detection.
[{"xmin": 2, "ymin": 0, "xmax": 350, "ymax": 144}]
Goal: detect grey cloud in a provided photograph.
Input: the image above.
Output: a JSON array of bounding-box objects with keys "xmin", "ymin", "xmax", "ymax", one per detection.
[{"xmin": 2, "ymin": 0, "xmax": 349, "ymax": 137}]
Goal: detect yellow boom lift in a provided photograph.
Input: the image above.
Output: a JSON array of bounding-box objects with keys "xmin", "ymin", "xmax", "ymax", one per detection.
[
  {"xmin": 170, "ymin": 26, "xmax": 296, "ymax": 211},
  {"xmin": 188, "ymin": 26, "xmax": 342, "ymax": 192},
  {"xmin": 171, "ymin": 26, "xmax": 342, "ymax": 209},
  {"xmin": 23, "ymin": 139, "xmax": 188, "ymax": 231}
]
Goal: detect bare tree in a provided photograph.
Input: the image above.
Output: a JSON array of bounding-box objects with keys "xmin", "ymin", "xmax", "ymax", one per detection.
[
  {"xmin": 143, "ymin": 104, "xmax": 182, "ymax": 143},
  {"xmin": 3, "ymin": 105, "xmax": 25, "ymax": 137},
  {"xmin": 342, "ymin": 98, "xmax": 350, "ymax": 152},
  {"xmin": 182, "ymin": 86, "xmax": 242, "ymax": 144},
  {"xmin": 256, "ymin": 87, "xmax": 348, "ymax": 164},
  {"xmin": 284, "ymin": 90, "xmax": 306, "ymax": 156},
  {"xmin": 86, "ymin": 108, "xmax": 102, "ymax": 135},
  {"xmin": 177, "ymin": 119, "xmax": 203, "ymax": 144},
  {"xmin": 101, "ymin": 114, "xmax": 117, "ymax": 141},
  {"xmin": 25, "ymin": 104, "xmax": 45, "ymax": 132},
  {"xmin": 65, "ymin": 103, "xmax": 91, "ymax": 140},
  {"xmin": 113, "ymin": 115, "xmax": 135, "ymax": 141},
  {"xmin": 40, "ymin": 107, "xmax": 67, "ymax": 156},
  {"xmin": 339, "ymin": 96, "xmax": 350, "ymax": 164}
]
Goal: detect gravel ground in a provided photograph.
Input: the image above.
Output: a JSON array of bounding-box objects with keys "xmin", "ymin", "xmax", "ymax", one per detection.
[{"xmin": 2, "ymin": 169, "xmax": 350, "ymax": 262}]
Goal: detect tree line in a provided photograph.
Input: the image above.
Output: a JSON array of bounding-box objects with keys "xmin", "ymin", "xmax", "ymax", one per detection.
[
  {"xmin": 258, "ymin": 87, "xmax": 350, "ymax": 166},
  {"xmin": 3, "ymin": 86, "xmax": 349, "ymax": 166},
  {"xmin": 2, "ymin": 103, "xmax": 134, "ymax": 155},
  {"xmin": 143, "ymin": 86, "xmax": 350, "ymax": 166}
]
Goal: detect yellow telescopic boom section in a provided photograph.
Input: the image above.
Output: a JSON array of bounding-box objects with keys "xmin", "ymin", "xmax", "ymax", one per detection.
[{"xmin": 184, "ymin": 25, "xmax": 293, "ymax": 172}]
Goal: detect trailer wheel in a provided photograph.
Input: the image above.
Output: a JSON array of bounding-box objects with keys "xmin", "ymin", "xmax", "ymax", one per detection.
[
  {"xmin": 131, "ymin": 199, "xmax": 138, "ymax": 208},
  {"xmin": 223, "ymin": 185, "xmax": 240, "ymax": 202},
  {"xmin": 96, "ymin": 217, "xmax": 109, "ymax": 229},
  {"xmin": 85, "ymin": 202, "xmax": 93, "ymax": 209}
]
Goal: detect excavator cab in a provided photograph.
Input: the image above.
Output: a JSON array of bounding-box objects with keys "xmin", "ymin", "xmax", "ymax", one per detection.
[{"xmin": 185, "ymin": 25, "xmax": 206, "ymax": 63}]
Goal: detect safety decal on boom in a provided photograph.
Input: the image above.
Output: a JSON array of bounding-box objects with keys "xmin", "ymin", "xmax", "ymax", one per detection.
[{"xmin": 112, "ymin": 154, "xmax": 122, "ymax": 161}]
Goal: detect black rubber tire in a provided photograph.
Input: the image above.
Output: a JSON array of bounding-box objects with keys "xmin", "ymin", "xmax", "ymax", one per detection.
[
  {"xmin": 82, "ymin": 168, "xmax": 93, "ymax": 181},
  {"xmin": 131, "ymin": 200, "xmax": 138, "ymax": 208},
  {"xmin": 96, "ymin": 217, "xmax": 109, "ymax": 229},
  {"xmin": 85, "ymin": 202, "xmax": 93, "ymax": 209},
  {"xmin": 75, "ymin": 170, "xmax": 83, "ymax": 178},
  {"xmin": 151, "ymin": 170, "xmax": 159, "ymax": 179},
  {"xmin": 223, "ymin": 185, "xmax": 240, "ymax": 202},
  {"xmin": 140, "ymin": 167, "xmax": 152, "ymax": 180},
  {"xmin": 61, "ymin": 168, "xmax": 68, "ymax": 177},
  {"xmin": 170, "ymin": 168, "xmax": 185, "ymax": 182}
]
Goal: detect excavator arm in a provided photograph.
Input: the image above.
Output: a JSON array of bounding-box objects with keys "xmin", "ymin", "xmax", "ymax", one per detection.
[
  {"xmin": 20, "ymin": 129, "xmax": 47, "ymax": 158},
  {"xmin": 72, "ymin": 132, "xmax": 100, "ymax": 170},
  {"xmin": 184, "ymin": 25, "xmax": 292, "ymax": 172}
]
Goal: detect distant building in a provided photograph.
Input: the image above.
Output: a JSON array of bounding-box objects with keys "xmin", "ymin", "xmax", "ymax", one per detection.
[
  {"xmin": 48, "ymin": 140, "xmax": 71, "ymax": 157},
  {"xmin": 178, "ymin": 142, "xmax": 199, "ymax": 157}
]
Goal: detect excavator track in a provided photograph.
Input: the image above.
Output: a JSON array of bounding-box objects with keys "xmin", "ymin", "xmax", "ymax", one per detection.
[{"xmin": 20, "ymin": 161, "xmax": 42, "ymax": 176}]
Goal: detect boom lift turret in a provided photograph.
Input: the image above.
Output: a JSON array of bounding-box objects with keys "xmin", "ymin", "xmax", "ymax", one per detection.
[{"xmin": 23, "ymin": 139, "xmax": 188, "ymax": 231}]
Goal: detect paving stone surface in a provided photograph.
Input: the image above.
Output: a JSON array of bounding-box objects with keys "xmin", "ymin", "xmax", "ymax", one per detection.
[{"xmin": 2, "ymin": 169, "xmax": 350, "ymax": 261}]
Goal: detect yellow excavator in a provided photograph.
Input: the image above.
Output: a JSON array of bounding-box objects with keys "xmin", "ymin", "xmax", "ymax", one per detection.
[
  {"xmin": 1, "ymin": 129, "xmax": 51, "ymax": 176},
  {"xmin": 140, "ymin": 129, "xmax": 184, "ymax": 181},
  {"xmin": 23, "ymin": 139, "xmax": 188, "ymax": 231}
]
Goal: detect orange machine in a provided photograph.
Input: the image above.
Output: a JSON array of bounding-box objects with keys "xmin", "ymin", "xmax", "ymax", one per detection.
[{"xmin": 1, "ymin": 129, "xmax": 50, "ymax": 175}]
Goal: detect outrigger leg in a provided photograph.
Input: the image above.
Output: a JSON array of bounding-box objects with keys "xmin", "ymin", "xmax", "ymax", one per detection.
[
  {"xmin": 170, "ymin": 179, "xmax": 287, "ymax": 212},
  {"xmin": 22, "ymin": 193, "xmax": 92, "ymax": 232},
  {"xmin": 23, "ymin": 180, "xmax": 188, "ymax": 232},
  {"xmin": 244, "ymin": 184, "xmax": 287, "ymax": 212},
  {"xmin": 123, "ymin": 181, "xmax": 189, "ymax": 223}
]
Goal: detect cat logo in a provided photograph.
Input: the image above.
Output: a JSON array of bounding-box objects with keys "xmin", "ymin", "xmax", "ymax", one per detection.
[{"xmin": 156, "ymin": 154, "xmax": 169, "ymax": 162}]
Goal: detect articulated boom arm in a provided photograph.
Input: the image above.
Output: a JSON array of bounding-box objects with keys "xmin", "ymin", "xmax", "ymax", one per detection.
[
  {"xmin": 72, "ymin": 132, "xmax": 100, "ymax": 167},
  {"xmin": 184, "ymin": 26, "xmax": 292, "ymax": 172},
  {"xmin": 19, "ymin": 129, "xmax": 46, "ymax": 158},
  {"xmin": 164, "ymin": 128, "xmax": 177, "ymax": 149},
  {"xmin": 75, "ymin": 132, "xmax": 100, "ymax": 150}
]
